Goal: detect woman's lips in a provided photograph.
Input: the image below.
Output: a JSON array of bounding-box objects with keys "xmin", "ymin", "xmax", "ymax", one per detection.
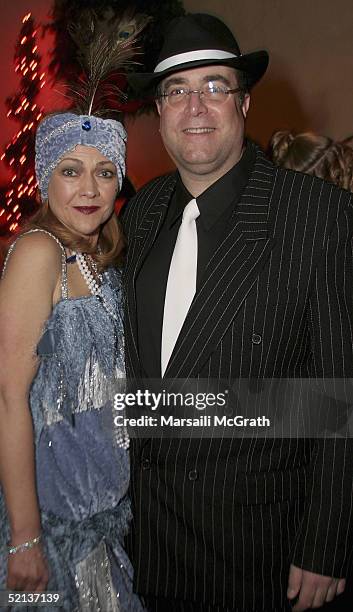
[{"xmin": 74, "ymin": 206, "xmax": 100, "ymax": 215}]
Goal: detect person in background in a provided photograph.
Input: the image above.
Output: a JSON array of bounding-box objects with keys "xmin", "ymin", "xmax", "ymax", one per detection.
[
  {"xmin": 270, "ymin": 130, "xmax": 353, "ymax": 191},
  {"xmin": 270, "ymin": 128, "xmax": 353, "ymax": 612},
  {"xmin": 124, "ymin": 12, "xmax": 353, "ymax": 612},
  {"xmin": 0, "ymin": 110, "xmax": 144, "ymax": 611}
]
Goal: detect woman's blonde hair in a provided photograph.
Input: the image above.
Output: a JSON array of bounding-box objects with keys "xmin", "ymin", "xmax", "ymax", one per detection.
[
  {"xmin": 270, "ymin": 130, "xmax": 353, "ymax": 192},
  {"xmin": 25, "ymin": 199, "xmax": 125, "ymax": 271}
]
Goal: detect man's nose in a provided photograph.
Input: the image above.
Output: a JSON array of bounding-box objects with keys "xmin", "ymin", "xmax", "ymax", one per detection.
[{"xmin": 186, "ymin": 91, "xmax": 208, "ymax": 115}]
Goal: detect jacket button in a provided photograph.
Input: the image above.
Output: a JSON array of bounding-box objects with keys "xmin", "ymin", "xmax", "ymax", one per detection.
[
  {"xmin": 141, "ymin": 458, "xmax": 151, "ymax": 470},
  {"xmin": 252, "ymin": 333, "xmax": 262, "ymax": 345},
  {"xmin": 188, "ymin": 469, "xmax": 198, "ymax": 481}
]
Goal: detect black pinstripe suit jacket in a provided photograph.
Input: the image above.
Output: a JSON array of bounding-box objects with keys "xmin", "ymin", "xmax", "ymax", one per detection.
[{"xmin": 123, "ymin": 147, "xmax": 353, "ymax": 610}]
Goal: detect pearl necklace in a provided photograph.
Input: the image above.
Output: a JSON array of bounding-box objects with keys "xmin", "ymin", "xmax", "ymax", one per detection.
[
  {"xmin": 73, "ymin": 252, "xmax": 119, "ymax": 321},
  {"xmin": 72, "ymin": 252, "xmax": 129, "ymax": 449},
  {"xmin": 75, "ymin": 252, "xmax": 103, "ymax": 296}
]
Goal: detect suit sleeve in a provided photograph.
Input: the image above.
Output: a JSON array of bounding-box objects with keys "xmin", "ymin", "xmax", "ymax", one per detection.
[{"xmin": 291, "ymin": 198, "xmax": 353, "ymax": 577}]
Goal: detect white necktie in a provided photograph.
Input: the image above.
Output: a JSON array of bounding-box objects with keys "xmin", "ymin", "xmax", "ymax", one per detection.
[{"xmin": 161, "ymin": 198, "xmax": 200, "ymax": 376}]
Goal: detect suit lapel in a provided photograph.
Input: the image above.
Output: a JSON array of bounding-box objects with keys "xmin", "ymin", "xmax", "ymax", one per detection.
[
  {"xmin": 125, "ymin": 174, "xmax": 177, "ymax": 376},
  {"xmin": 164, "ymin": 149, "xmax": 277, "ymax": 379}
]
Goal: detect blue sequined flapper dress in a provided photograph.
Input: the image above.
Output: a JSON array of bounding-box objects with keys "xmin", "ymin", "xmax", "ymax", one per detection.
[{"xmin": 0, "ymin": 231, "xmax": 144, "ymax": 611}]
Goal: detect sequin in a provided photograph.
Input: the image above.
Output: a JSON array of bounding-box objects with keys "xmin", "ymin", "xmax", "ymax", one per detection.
[
  {"xmin": 82, "ymin": 119, "xmax": 92, "ymax": 131},
  {"xmin": 75, "ymin": 540, "xmax": 121, "ymax": 611}
]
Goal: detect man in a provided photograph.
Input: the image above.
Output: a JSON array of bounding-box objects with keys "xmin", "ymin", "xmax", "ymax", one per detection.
[{"xmin": 124, "ymin": 13, "xmax": 353, "ymax": 612}]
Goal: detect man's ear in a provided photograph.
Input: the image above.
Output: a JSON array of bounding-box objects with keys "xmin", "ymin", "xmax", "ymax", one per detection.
[
  {"xmin": 156, "ymin": 100, "xmax": 162, "ymax": 116},
  {"xmin": 241, "ymin": 93, "xmax": 250, "ymax": 119}
]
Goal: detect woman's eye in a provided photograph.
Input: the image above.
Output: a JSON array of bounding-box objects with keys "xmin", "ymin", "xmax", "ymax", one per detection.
[
  {"xmin": 62, "ymin": 168, "xmax": 77, "ymax": 177},
  {"xmin": 99, "ymin": 170, "xmax": 116, "ymax": 178}
]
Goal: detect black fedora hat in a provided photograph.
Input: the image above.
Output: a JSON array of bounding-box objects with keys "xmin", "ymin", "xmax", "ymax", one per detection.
[{"xmin": 129, "ymin": 13, "xmax": 269, "ymax": 94}]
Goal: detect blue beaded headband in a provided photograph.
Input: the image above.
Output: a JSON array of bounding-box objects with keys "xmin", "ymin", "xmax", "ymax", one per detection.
[{"xmin": 35, "ymin": 113, "xmax": 127, "ymax": 201}]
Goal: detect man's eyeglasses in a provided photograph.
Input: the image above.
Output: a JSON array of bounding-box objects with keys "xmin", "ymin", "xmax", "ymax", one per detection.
[{"xmin": 157, "ymin": 84, "xmax": 243, "ymax": 107}]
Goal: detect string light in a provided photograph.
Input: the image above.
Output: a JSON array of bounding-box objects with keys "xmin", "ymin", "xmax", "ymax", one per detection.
[{"xmin": 1, "ymin": 12, "xmax": 44, "ymax": 234}]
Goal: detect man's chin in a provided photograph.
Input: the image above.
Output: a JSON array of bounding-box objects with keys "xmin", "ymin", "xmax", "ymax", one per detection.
[{"xmin": 179, "ymin": 154, "xmax": 220, "ymax": 172}]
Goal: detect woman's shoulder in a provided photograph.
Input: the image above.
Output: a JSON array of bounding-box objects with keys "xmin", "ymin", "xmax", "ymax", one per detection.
[
  {"xmin": 2, "ymin": 230, "xmax": 63, "ymax": 281},
  {"xmin": 13, "ymin": 229, "xmax": 64, "ymax": 255}
]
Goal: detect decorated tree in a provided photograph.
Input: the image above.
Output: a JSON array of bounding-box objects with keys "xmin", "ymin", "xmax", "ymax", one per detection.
[{"xmin": 0, "ymin": 13, "xmax": 46, "ymax": 236}]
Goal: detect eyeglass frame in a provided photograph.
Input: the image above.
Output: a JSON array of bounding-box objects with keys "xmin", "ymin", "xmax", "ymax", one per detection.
[{"xmin": 156, "ymin": 85, "xmax": 244, "ymax": 106}]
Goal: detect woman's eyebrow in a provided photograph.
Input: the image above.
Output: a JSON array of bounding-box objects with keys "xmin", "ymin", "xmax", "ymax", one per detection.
[
  {"xmin": 59, "ymin": 157, "xmax": 82, "ymax": 164},
  {"xmin": 58, "ymin": 158, "xmax": 114, "ymax": 166}
]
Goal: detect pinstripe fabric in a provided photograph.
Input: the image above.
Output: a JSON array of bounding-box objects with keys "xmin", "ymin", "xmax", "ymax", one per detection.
[{"xmin": 123, "ymin": 147, "xmax": 353, "ymax": 610}]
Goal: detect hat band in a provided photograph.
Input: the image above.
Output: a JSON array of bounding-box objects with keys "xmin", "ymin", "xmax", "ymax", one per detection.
[{"xmin": 154, "ymin": 49, "xmax": 238, "ymax": 74}]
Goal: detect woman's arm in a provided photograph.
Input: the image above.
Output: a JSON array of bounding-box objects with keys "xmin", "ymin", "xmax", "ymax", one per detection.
[{"xmin": 0, "ymin": 232, "xmax": 62, "ymax": 591}]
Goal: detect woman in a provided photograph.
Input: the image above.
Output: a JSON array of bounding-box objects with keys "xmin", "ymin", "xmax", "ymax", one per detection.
[
  {"xmin": 0, "ymin": 112, "xmax": 144, "ymax": 611},
  {"xmin": 270, "ymin": 129, "xmax": 353, "ymax": 191}
]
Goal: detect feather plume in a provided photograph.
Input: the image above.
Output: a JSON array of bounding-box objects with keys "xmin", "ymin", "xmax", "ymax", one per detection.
[{"xmin": 67, "ymin": 9, "xmax": 151, "ymax": 115}]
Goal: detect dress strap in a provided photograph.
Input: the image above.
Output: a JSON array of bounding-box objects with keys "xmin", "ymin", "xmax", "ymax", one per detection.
[{"xmin": 1, "ymin": 229, "xmax": 69, "ymax": 299}]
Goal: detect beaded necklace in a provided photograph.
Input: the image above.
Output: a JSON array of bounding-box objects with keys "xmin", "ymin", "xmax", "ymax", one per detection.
[
  {"xmin": 67, "ymin": 251, "xmax": 128, "ymax": 448},
  {"xmin": 72, "ymin": 252, "xmax": 119, "ymax": 322}
]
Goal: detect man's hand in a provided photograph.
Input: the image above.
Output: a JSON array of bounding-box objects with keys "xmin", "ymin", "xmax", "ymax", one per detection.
[{"xmin": 287, "ymin": 564, "xmax": 345, "ymax": 611}]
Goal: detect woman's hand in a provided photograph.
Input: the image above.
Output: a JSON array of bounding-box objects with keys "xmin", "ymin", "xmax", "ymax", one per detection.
[{"xmin": 7, "ymin": 544, "xmax": 49, "ymax": 592}]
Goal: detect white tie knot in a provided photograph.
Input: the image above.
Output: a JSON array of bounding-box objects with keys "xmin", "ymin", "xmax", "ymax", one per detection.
[{"xmin": 183, "ymin": 198, "xmax": 200, "ymax": 223}]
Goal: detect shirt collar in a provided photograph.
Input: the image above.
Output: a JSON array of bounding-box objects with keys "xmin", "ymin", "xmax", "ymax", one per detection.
[{"xmin": 170, "ymin": 140, "xmax": 255, "ymax": 230}]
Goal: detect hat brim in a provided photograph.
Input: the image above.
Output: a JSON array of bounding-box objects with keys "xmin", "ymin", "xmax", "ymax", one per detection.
[{"xmin": 128, "ymin": 50, "xmax": 269, "ymax": 95}]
